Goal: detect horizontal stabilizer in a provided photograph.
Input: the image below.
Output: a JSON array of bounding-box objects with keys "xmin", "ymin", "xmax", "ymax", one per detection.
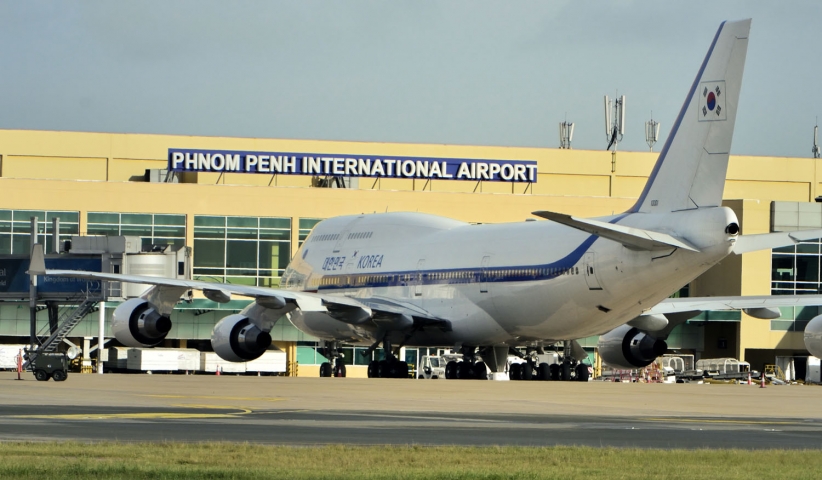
[
  {"xmin": 733, "ymin": 229, "xmax": 822, "ymax": 254},
  {"xmin": 532, "ymin": 211, "xmax": 699, "ymax": 252}
]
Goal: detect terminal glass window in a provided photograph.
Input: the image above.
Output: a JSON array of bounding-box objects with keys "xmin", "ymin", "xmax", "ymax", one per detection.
[
  {"xmin": 769, "ymin": 306, "xmax": 820, "ymax": 332},
  {"xmin": 0, "ymin": 209, "xmax": 80, "ymax": 254},
  {"xmin": 298, "ymin": 218, "xmax": 323, "ymax": 246},
  {"xmin": 193, "ymin": 215, "xmax": 291, "ymax": 287},
  {"xmin": 770, "ymin": 202, "xmax": 822, "ymax": 329},
  {"xmin": 771, "ymin": 202, "xmax": 822, "ymax": 295},
  {"xmin": 87, "ymin": 212, "xmax": 186, "ymax": 248},
  {"xmin": 771, "ymin": 240, "xmax": 822, "ymax": 295}
]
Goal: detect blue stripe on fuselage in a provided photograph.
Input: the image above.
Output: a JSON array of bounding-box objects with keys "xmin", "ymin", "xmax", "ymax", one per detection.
[{"xmin": 311, "ymin": 214, "xmax": 628, "ymax": 292}]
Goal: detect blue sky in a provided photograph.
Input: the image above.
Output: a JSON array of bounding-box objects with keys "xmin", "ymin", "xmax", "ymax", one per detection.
[{"xmin": 1, "ymin": 1, "xmax": 820, "ymax": 157}]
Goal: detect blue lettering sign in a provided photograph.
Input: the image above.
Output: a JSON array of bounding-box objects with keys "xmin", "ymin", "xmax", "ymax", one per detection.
[{"xmin": 168, "ymin": 149, "xmax": 538, "ymax": 183}]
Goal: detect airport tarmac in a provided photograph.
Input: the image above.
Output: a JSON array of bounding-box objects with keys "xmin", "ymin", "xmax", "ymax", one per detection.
[{"xmin": 1, "ymin": 372, "xmax": 821, "ymax": 448}]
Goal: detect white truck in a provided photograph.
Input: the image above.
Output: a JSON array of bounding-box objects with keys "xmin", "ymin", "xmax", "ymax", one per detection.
[{"xmin": 417, "ymin": 354, "xmax": 460, "ymax": 379}]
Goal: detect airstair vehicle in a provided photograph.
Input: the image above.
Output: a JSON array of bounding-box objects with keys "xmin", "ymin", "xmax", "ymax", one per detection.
[{"xmin": 23, "ymin": 290, "xmax": 102, "ymax": 378}]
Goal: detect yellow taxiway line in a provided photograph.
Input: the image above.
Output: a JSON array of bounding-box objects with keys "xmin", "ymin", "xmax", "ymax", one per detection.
[{"xmin": 10, "ymin": 404, "xmax": 253, "ymax": 420}]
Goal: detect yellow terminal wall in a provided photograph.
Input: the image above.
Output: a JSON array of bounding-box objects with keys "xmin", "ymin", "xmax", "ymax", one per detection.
[{"xmin": 0, "ymin": 129, "xmax": 818, "ymax": 359}]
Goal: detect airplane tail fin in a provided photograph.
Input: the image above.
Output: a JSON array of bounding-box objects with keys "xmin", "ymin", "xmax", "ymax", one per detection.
[{"xmin": 630, "ymin": 20, "xmax": 751, "ymax": 213}]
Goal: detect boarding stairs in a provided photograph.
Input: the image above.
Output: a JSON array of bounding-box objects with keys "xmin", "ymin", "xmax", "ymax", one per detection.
[{"xmin": 24, "ymin": 290, "xmax": 102, "ymax": 370}]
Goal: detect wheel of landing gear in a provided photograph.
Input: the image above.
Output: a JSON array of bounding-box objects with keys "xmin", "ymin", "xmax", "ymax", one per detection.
[
  {"xmin": 509, "ymin": 363, "xmax": 522, "ymax": 380},
  {"xmin": 575, "ymin": 363, "xmax": 589, "ymax": 382},
  {"xmin": 34, "ymin": 369, "xmax": 49, "ymax": 382},
  {"xmin": 393, "ymin": 361, "xmax": 409, "ymax": 378},
  {"xmin": 550, "ymin": 364, "xmax": 560, "ymax": 381},
  {"xmin": 560, "ymin": 361, "xmax": 572, "ymax": 381},
  {"xmin": 473, "ymin": 362, "xmax": 488, "ymax": 380},
  {"xmin": 334, "ymin": 363, "xmax": 347, "ymax": 378},
  {"xmin": 445, "ymin": 361, "xmax": 458, "ymax": 379},
  {"xmin": 51, "ymin": 370, "xmax": 67, "ymax": 382},
  {"xmin": 367, "ymin": 361, "xmax": 377, "ymax": 378},
  {"xmin": 319, "ymin": 362, "xmax": 332, "ymax": 377},
  {"xmin": 521, "ymin": 363, "xmax": 533, "ymax": 380},
  {"xmin": 377, "ymin": 360, "xmax": 390, "ymax": 378},
  {"xmin": 538, "ymin": 363, "xmax": 551, "ymax": 381},
  {"xmin": 456, "ymin": 361, "xmax": 472, "ymax": 379}
]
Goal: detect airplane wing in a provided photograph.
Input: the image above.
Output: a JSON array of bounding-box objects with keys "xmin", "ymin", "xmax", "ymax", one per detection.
[
  {"xmin": 38, "ymin": 267, "xmax": 329, "ymax": 309},
  {"xmin": 612, "ymin": 294, "xmax": 822, "ymax": 344},
  {"xmin": 30, "ymin": 257, "xmax": 447, "ymax": 332},
  {"xmin": 532, "ymin": 210, "xmax": 699, "ymax": 252},
  {"xmin": 644, "ymin": 295, "xmax": 822, "ymax": 316}
]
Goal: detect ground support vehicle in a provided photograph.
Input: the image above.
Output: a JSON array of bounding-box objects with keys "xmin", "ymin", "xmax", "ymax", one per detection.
[
  {"xmin": 28, "ymin": 352, "xmax": 69, "ymax": 382},
  {"xmin": 417, "ymin": 354, "xmax": 459, "ymax": 379}
]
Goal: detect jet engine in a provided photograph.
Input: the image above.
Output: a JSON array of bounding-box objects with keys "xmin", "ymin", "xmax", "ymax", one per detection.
[
  {"xmin": 597, "ymin": 324, "xmax": 668, "ymax": 369},
  {"xmin": 805, "ymin": 315, "xmax": 822, "ymax": 358},
  {"xmin": 111, "ymin": 298, "xmax": 172, "ymax": 347},
  {"xmin": 211, "ymin": 314, "xmax": 272, "ymax": 362}
]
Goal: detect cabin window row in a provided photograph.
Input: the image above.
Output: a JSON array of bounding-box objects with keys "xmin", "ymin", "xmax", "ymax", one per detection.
[
  {"xmin": 312, "ymin": 266, "xmax": 581, "ymax": 288},
  {"xmin": 347, "ymin": 231, "xmax": 373, "ymax": 240},
  {"xmin": 312, "ymin": 233, "xmax": 340, "ymax": 242}
]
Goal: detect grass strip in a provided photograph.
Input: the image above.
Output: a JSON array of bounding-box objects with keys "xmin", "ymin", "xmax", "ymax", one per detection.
[{"xmin": 0, "ymin": 442, "xmax": 820, "ymax": 480}]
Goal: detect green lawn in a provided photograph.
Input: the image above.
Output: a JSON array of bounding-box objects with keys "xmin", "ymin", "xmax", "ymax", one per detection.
[{"xmin": 0, "ymin": 442, "xmax": 819, "ymax": 480}]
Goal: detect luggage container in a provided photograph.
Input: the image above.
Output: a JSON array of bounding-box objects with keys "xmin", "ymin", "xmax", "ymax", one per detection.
[
  {"xmin": 0, "ymin": 345, "xmax": 28, "ymax": 370},
  {"xmin": 105, "ymin": 346, "xmax": 130, "ymax": 371},
  {"xmin": 127, "ymin": 348, "xmax": 200, "ymax": 372},
  {"xmin": 200, "ymin": 352, "xmax": 245, "ymax": 373},
  {"xmin": 807, "ymin": 356, "xmax": 821, "ymax": 384},
  {"xmin": 244, "ymin": 349, "xmax": 287, "ymax": 374}
]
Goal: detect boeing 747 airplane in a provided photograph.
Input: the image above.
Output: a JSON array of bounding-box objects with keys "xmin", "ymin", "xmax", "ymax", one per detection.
[{"xmin": 29, "ymin": 19, "xmax": 822, "ymax": 380}]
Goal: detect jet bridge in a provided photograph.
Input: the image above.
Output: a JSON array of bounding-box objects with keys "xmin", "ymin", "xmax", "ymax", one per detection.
[{"xmin": 0, "ymin": 218, "xmax": 191, "ymax": 376}]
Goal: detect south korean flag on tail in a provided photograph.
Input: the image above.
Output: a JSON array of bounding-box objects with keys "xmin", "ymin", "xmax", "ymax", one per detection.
[{"xmin": 698, "ymin": 80, "xmax": 726, "ymax": 121}]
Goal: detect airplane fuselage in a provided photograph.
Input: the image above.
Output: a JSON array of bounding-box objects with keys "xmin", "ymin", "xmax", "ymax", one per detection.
[{"xmin": 283, "ymin": 207, "xmax": 738, "ymax": 348}]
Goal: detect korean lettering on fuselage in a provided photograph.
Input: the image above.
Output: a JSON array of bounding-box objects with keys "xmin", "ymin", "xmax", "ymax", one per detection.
[{"xmin": 321, "ymin": 256, "xmax": 346, "ymax": 271}]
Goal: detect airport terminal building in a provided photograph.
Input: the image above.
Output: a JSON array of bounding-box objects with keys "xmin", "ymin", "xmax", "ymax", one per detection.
[{"xmin": 0, "ymin": 129, "xmax": 819, "ymax": 376}]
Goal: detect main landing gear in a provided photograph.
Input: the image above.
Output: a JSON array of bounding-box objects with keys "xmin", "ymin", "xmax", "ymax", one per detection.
[
  {"xmin": 318, "ymin": 341, "xmax": 347, "ymax": 378},
  {"xmin": 509, "ymin": 344, "xmax": 590, "ymax": 382},
  {"xmin": 509, "ymin": 359, "xmax": 589, "ymax": 381},
  {"xmin": 444, "ymin": 345, "xmax": 488, "ymax": 380},
  {"xmin": 366, "ymin": 338, "xmax": 410, "ymax": 378}
]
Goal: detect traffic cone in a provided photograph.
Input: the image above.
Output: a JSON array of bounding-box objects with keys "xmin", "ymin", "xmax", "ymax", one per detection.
[
  {"xmin": 759, "ymin": 372, "xmax": 766, "ymax": 388},
  {"xmin": 16, "ymin": 349, "xmax": 22, "ymax": 381},
  {"xmin": 216, "ymin": 365, "xmax": 221, "ymax": 376},
  {"xmin": 747, "ymin": 372, "xmax": 752, "ymax": 385}
]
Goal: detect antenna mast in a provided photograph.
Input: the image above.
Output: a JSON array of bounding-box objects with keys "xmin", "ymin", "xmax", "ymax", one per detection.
[
  {"xmin": 645, "ymin": 112, "xmax": 660, "ymax": 152},
  {"xmin": 559, "ymin": 116, "xmax": 574, "ymax": 149},
  {"xmin": 814, "ymin": 119, "xmax": 820, "ymax": 159},
  {"xmin": 604, "ymin": 94, "xmax": 625, "ymax": 172},
  {"xmin": 604, "ymin": 94, "xmax": 626, "ymax": 152}
]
